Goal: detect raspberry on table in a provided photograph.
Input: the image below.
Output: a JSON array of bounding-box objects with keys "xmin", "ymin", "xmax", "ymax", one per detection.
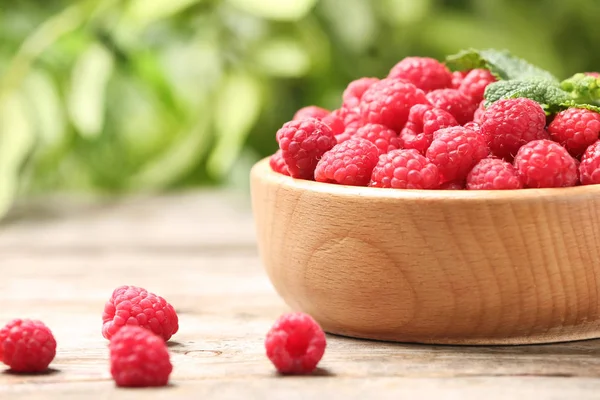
[
  {"xmin": 342, "ymin": 77, "xmax": 379, "ymax": 108},
  {"xmin": 466, "ymin": 158, "xmax": 523, "ymax": 190},
  {"xmin": 426, "ymin": 126, "xmax": 489, "ymax": 183},
  {"xmin": 400, "ymin": 105, "xmax": 458, "ymax": 154},
  {"xmin": 388, "ymin": 57, "xmax": 452, "ymax": 92},
  {"xmin": 514, "ymin": 139, "xmax": 579, "ymax": 188},
  {"xmin": 265, "ymin": 313, "xmax": 326, "ymax": 375},
  {"xmin": 578, "ymin": 140, "xmax": 600, "ymax": 185},
  {"xmin": 0, "ymin": 319, "xmax": 56, "ymax": 372},
  {"xmin": 315, "ymin": 138, "xmax": 380, "ymax": 186},
  {"xmin": 269, "ymin": 150, "xmax": 290, "ymax": 176},
  {"xmin": 276, "ymin": 119, "xmax": 336, "ymax": 180},
  {"xmin": 359, "ymin": 78, "xmax": 428, "ymax": 133},
  {"xmin": 458, "ymin": 68, "xmax": 496, "ymax": 104},
  {"xmin": 426, "ymin": 89, "xmax": 477, "ymax": 125},
  {"xmin": 480, "ymin": 98, "xmax": 546, "ymax": 161},
  {"xmin": 451, "ymin": 70, "xmax": 469, "ymax": 88},
  {"xmin": 102, "ymin": 285, "xmax": 179, "ymax": 341},
  {"xmin": 355, "ymin": 123, "xmax": 401, "ymax": 155},
  {"xmin": 293, "ymin": 106, "xmax": 330, "ymax": 121},
  {"xmin": 548, "ymin": 108, "xmax": 600, "ymax": 158},
  {"xmin": 109, "ymin": 326, "xmax": 172, "ymax": 387},
  {"xmin": 370, "ymin": 149, "xmax": 440, "ymax": 189}
]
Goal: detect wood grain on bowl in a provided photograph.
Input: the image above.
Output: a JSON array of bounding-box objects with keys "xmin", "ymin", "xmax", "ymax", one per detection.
[{"xmin": 250, "ymin": 157, "xmax": 600, "ymax": 345}]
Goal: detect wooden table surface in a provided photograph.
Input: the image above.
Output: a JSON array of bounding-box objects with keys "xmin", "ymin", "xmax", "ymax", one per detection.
[{"xmin": 2, "ymin": 190, "xmax": 600, "ymax": 399}]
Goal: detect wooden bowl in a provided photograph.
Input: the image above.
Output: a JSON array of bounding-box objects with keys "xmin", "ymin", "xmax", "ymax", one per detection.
[{"xmin": 250, "ymin": 158, "xmax": 600, "ymax": 345}]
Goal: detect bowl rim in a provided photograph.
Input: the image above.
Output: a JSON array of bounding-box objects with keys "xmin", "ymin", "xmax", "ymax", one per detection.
[{"xmin": 251, "ymin": 157, "xmax": 600, "ymax": 203}]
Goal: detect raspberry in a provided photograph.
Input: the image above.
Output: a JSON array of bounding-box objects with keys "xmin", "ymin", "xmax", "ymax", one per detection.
[
  {"xmin": 359, "ymin": 78, "xmax": 428, "ymax": 133},
  {"xmin": 548, "ymin": 108, "xmax": 600, "ymax": 157},
  {"xmin": 426, "ymin": 126, "xmax": 488, "ymax": 183},
  {"xmin": 458, "ymin": 69, "xmax": 496, "ymax": 104},
  {"xmin": 293, "ymin": 106, "xmax": 330, "ymax": 121},
  {"xmin": 342, "ymin": 77, "xmax": 379, "ymax": 108},
  {"xmin": 354, "ymin": 123, "xmax": 401, "ymax": 155},
  {"xmin": 269, "ymin": 150, "xmax": 290, "ymax": 176},
  {"xmin": 451, "ymin": 70, "xmax": 469, "ymax": 88},
  {"xmin": 109, "ymin": 326, "xmax": 172, "ymax": 387},
  {"xmin": 473, "ymin": 101, "xmax": 486, "ymax": 123},
  {"xmin": 388, "ymin": 57, "xmax": 452, "ymax": 92},
  {"xmin": 315, "ymin": 138, "xmax": 379, "ymax": 186},
  {"xmin": 400, "ymin": 105, "xmax": 459, "ymax": 154},
  {"xmin": 102, "ymin": 285, "xmax": 179, "ymax": 341},
  {"xmin": 514, "ymin": 139, "xmax": 579, "ymax": 188},
  {"xmin": 0, "ymin": 319, "xmax": 56, "ymax": 372},
  {"xmin": 466, "ymin": 158, "xmax": 523, "ymax": 190},
  {"xmin": 370, "ymin": 149, "xmax": 440, "ymax": 189},
  {"xmin": 265, "ymin": 313, "xmax": 326, "ymax": 375},
  {"xmin": 321, "ymin": 109, "xmax": 346, "ymax": 135},
  {"xmin": 426, "ymin": 89, "xmax": 477, "ymax": 125},
  {"xmin": 480, "ymin": 98, "xmax": 546, "ymax": 161},
  {"xmin": 578, "ymin": 140, "xmax": 600, "ymax": 185},
  {"xmin": 440, "ymin": 180, "xmax": 466, "ymax": 190},
  {"xmin": 276, "ymin": 119, "xmax": 336, "ymax": 180}
]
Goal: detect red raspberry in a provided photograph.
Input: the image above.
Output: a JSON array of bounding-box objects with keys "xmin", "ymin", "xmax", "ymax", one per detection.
[
  {"xmin": 370, "ymin": 149, "xmax": 440, "ymax": 189},
  {"xmin": 269, "ymin": 150, "xmax": 290, "ymax": 176},
  {"xmin": 321, "ymin": 109, "xmax": 346, "ymax": 135},
  {"xmin": 426, "ymin": 126, "xmax": 488, "ymax": 183},
  {"xmin": 359, "ymin": 78, "xmax": 428, "ymax": 133},
  {"xmin": 342, "ymin": 77, "xmax": 379, "ymax": 108},
  {"xmin": 466, "ymin": 158, "xmax": 523, "ymax": 190},
  {"xmin": 514, "ymin": 139, "xmax": 579, "ymax": 188},
  {"xmin": 265, "ymin": 313, "xmax": 326, "ymax": 375},
  {"xmin": 0, "ymin": 319, "xmax": 56, "ymax": 372},
  {"xmin": 458, "ymin": 69, "xmax": 496, "ymax": 104},
  {"xmin": 473, "ymin": 101, "xmax": 486, "ymax": 123},
  {"xmin": 109, "ymin": 326, "xmax": 172, "ymax": 387},
  {"xmin": 440, "ymin": 180, "xmax": 466, "ymax": 190},
  {"xmin": 548, "ymin": 108, "xmax": 600, "ymax": 158},
  {"xmin": 315, "ymin": 138, "xmax": 379, "ymax": 186},
  {"xmin": 355, "ymin": 123, "xmax": 401, "ymax": 155},
  {"xmin": 293, "ymin": 106, "xmax": 330, "ymax": 121},
  {"xmin": 388, "ymin": 57, "xmax": 452, "ymax": 92},
  {"xmin": 400, "ymin": 105, "xmax": 459, "ymax": 154},
  {"xmin": 102, "ymin": 285, "xmax": 179, "ymax": 341},
  {"xmin": 276, "ymin": 119, "xmax": 336, "ymax": 180},
  {"xmin": 426, "ymin": 89, "xmax": 477, "ymax": 125},
  {"xmin": 451, "ymin": 70, "xmax": 469, "ymax": 88},
  {"xmin": 480, "ymin": 98, "xmax": 546, "ymax": 161},
  {"xmin": 578, "ymin": 140, "xmax": 600, "ymax": 185}
]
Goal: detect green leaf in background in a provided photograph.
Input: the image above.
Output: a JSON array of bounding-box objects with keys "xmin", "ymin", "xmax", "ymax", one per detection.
[
  {"xmin": 0, "ymin": 93, "xmax": 35, "ymax": 217},
  {"xmin": 255, "ymin": 38, "xmax": 310, "ymax": 78},
  {"xmin": 227, "ymin": 0, "xmax": 318, "ymax": 21},
  {"xmin": 67, "ymin": 42, "xmax": 114, "ymax": 138},
  {"xmin": 22, "ymin": 69, "xmax": 66, "ymax": 147},
  {"xmin": 207, "ymin": 72, "xmax": 262, "ymax": 179},
  {"xmin": 125, "ymin": 0, "xmax": 207, "ymax": 26},
  {"xmin": 484, "ymin": 79, "xmax": 571, "ymax": 111},
  {"xmin": 445, "ymin": 48, "xmax": 558, "ymax": 82},
  {"xmin": 560, "ymin": 73, "xmax": 600, "ymax": 105}
]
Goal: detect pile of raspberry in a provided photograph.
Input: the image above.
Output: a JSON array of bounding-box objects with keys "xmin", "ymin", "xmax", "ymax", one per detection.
[
  {"xmin": 271, "ymin": 56, "xmax": 600, "ymax": 189},
  {"xmin": 1, "ymin": 285, "xmax": 326, "ymax": 387}
]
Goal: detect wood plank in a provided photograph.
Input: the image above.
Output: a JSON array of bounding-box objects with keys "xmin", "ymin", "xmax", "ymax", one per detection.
[{"xmin": 2, "ymin": 191, "xmax": 600, "ymax": 398}]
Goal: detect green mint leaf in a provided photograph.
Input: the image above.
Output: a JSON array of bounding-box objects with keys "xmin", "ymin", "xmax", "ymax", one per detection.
[
  {"xmin": 560, "ymin": 73, "xmax": 600, "ymax": 105},
  {"xmin": 483, "ymin": 79, "xmax": 571, "ymax": 112},
  {"xmin": 445, "ymin": 48, "xmax": 558, "ymax": 82},
  {"xmin": 559, "ymin": 100, "xmax": 600, "ymax": 113}
]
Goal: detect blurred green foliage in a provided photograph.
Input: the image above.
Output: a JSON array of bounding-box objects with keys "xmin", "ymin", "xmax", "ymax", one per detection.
[{"xmin": 0, "ymin": 0, "xmax": 599, "ymax": 214}]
